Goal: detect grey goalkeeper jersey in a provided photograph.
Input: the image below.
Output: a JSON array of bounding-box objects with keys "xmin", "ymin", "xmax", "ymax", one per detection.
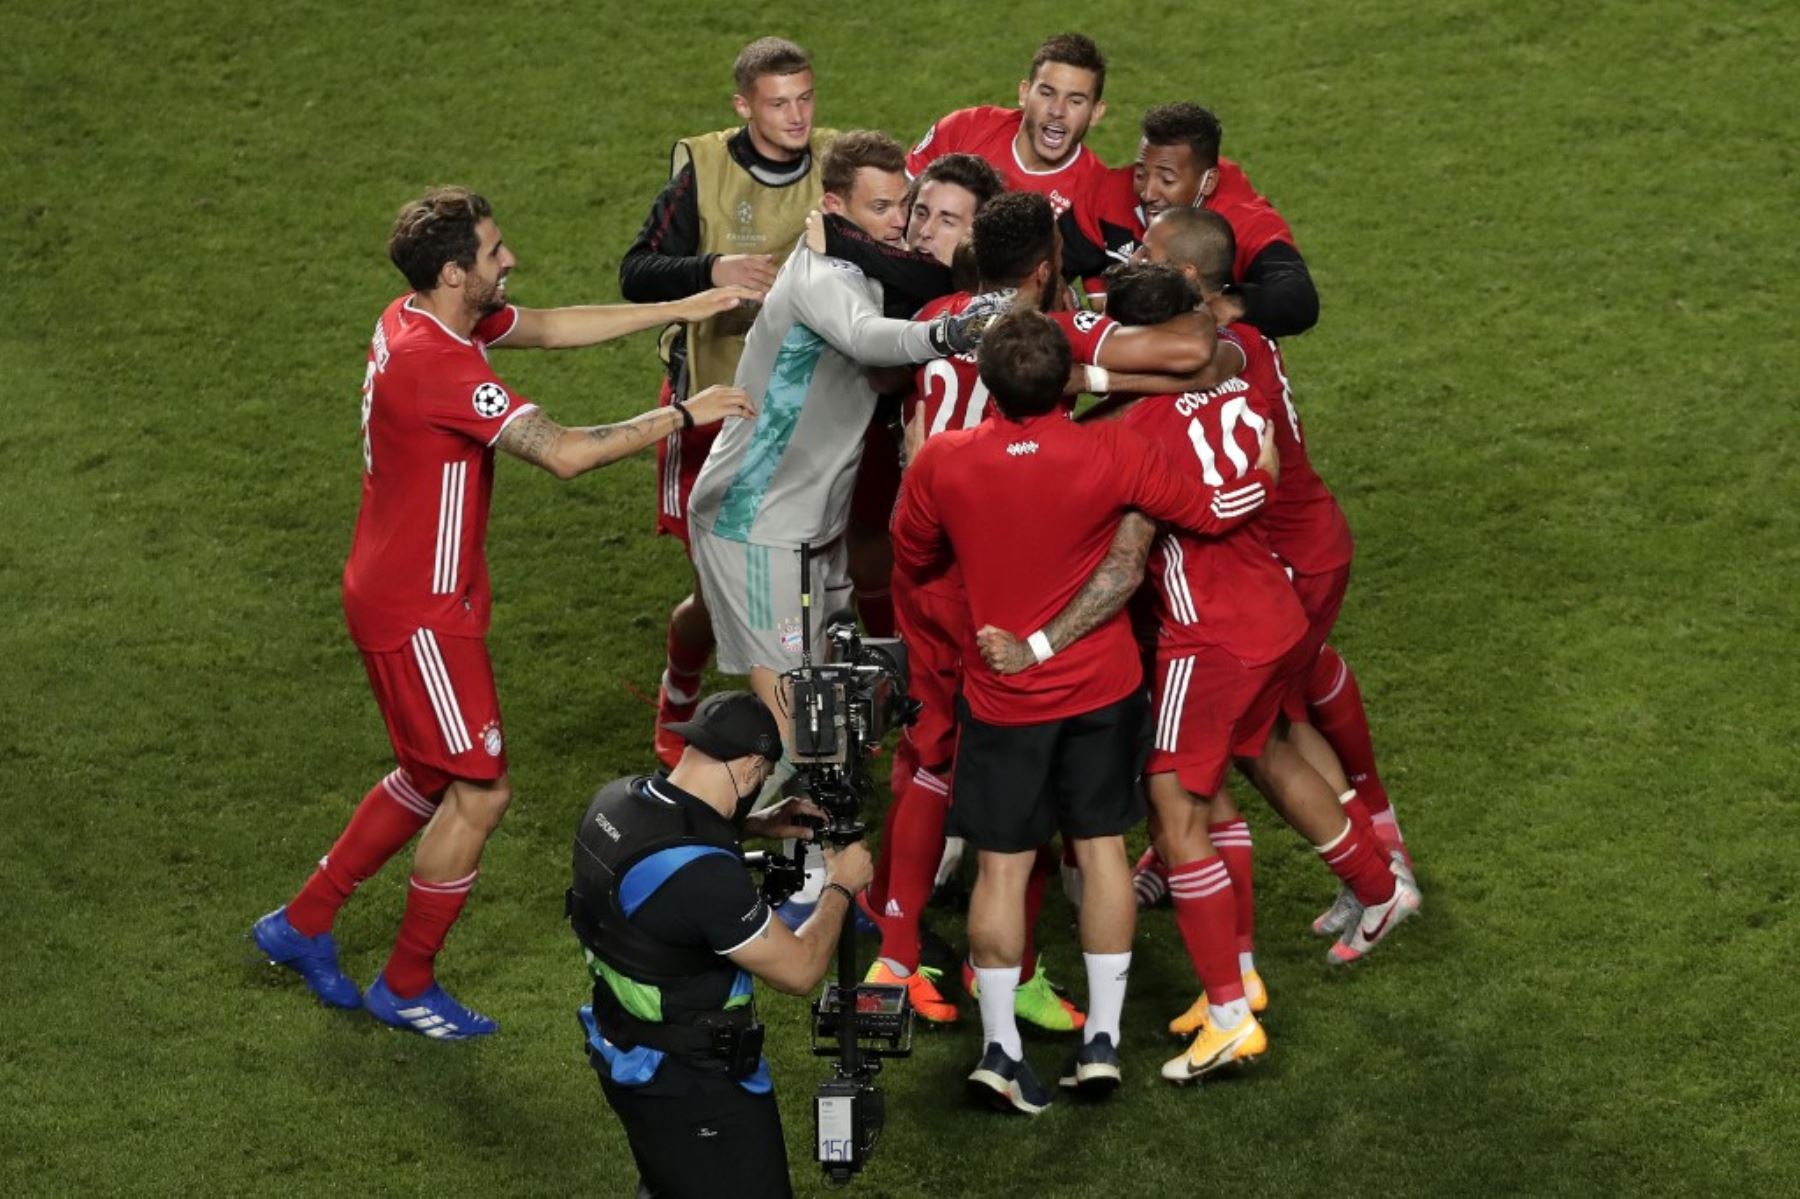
[{"xmin": 688, "ymin": 242, "xmax": 940, "ymax": 548}]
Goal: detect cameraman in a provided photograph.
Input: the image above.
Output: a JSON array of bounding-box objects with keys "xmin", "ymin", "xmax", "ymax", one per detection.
[{"xmin": 569, "ymin": 692, "xmax": 873, "ymax": 1198}]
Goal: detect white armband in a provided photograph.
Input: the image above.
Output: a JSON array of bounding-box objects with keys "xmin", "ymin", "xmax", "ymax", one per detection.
[
  {"xmin": 1084, "ymin": 364, "xmax": 1112, "ymax": 393},
  {"xmin": 1027, "ymin": 630, "xmax": 1055, "ymax": 663}
]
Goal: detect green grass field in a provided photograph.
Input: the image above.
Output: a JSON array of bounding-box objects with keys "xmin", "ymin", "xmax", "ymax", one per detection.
[{"xmin": 4, "ymin": 1, "xmax": 1798, "ymax": 1194}]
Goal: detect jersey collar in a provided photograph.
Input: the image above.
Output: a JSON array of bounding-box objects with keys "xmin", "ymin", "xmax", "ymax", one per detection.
[{"xmin": 403, "ymin": 295, "xmax": 473, "ymax": 346}]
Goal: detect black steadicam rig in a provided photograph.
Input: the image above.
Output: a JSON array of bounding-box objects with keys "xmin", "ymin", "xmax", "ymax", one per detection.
[{"xmin": 743, "ymin": 542, "xmax": 919, "ymax": 1186}]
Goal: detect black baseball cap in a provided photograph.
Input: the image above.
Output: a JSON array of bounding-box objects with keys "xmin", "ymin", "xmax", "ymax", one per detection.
[{"xmin": 663, "ymin": 691, "xmax": 783, "ymax": 764}]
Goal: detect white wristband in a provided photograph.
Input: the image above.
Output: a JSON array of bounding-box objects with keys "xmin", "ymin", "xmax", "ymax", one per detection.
[
  {"xmin": 1027, "ymin": 630, "xmax": 1055, "ymax": 663},
  {"xmin": 1084, "ymin": 363, "xmax": 1112, "ymax": 393}
]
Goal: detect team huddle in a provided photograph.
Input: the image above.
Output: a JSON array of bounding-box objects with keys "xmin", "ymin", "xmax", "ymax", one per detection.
[{"xmin": 249, "ymin": 27, "xmax": 1421, "ymax": 1141}]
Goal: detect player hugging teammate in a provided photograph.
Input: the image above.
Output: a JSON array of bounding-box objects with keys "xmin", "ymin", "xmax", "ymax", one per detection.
[{"xmin": 252, "ymin": 28, "xmax": 1425, "ymax": 1130}]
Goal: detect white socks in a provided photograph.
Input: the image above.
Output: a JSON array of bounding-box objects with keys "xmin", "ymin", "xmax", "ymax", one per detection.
[
  {"xmin": 1239, "ymin": 950, "xmax": 1257, "ymax": 975},
  {"xmin": 975, "ymin": 965, "xmax": 1023, "ymax": 1058},
  {"xmin": 1082, "ymin": 951, "xmax": 1131, "ymax": 1046},
  {"xmin": 1209, "ymin": 997, "xmax": 1252, "ymax": 1030}
]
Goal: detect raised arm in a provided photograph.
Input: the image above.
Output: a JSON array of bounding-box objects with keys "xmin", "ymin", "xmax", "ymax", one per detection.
[
  {"xmin": 500, "ymin": 287, "xmax": 762, "ymax": 350},
  {"xmin": 1218, "ymin": 242, "xmax": 1319, "ymax": 339},
  {"xmin": 976, "ymin": 513, "xmax": 1156, "ymax": 675},
  {"xmin": 792, "ymin": 250, "xmax": 982, "ymax": 366},
  {"xmin": 495, "ymin": 385, "xmax": 755, "ymax": 480}
]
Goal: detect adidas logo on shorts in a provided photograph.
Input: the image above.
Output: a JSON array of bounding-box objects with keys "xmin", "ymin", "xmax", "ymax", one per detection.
[{"xmin": 1006, "ymin": 441, "xmax": 1040, "ymax": 456}]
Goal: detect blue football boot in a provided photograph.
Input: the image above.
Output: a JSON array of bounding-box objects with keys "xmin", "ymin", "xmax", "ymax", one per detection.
[
  {"xmin": 364, "ymin": 974, "xmax": 498, "ymax": 1040},
  {"xmin": 251, "ymin": 907, "xmax": 361, "ymax": 1009}
]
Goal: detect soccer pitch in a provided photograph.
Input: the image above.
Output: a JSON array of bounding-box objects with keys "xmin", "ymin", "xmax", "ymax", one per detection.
[{"xmin": 3, "ymin": 1, "xmax": 1796, "ymax": 1194}]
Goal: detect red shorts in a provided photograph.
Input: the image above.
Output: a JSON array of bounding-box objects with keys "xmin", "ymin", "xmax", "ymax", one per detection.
[
  {"xmin": 654, "ymin": 377, "xmax": 723, "ymax": 548},
  {"xmin": 849, "ymin": 416, "xmax": 903, "ymax": 532},
  {"xmin": 1281, "ymin": 564, "xmax": 1350, "ymax": 721},
  {"xmin": 1146, "ymin": 645, "xmax": 1288, "ymax": 798},
  {"xmin": 361, "ymin": 629, "xmax": 508, "ymax": 795},
  {"xmin": 893, "ymin": 578, "xmax": 968, "ymax": 769}
]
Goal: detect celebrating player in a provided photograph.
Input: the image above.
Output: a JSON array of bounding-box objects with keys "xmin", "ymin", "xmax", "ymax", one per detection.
[
  {"xmin": 1065, "ymin": 102, "xmax": 1320, "ymax": 334},
  {"xmin": 619, "ymin": 37, "xmax": 837, "ymax": 767},
  {"xmin": 865, "ymin": 191, "xmax": 1236, "ymax": 1031},
  {"xmin": 686, "ymin": 132, "xmax": 988, "ymax": 757},
  {"xmin": 251, "ymin": 187, "xmax": 756, "ymax": 1038},
  {"xmin": 1138, "ymin": 208, "xmax": 1414, "ymax": 926},
  {"xmin": 907, "ymin": 34, "xmax": 1112, "ymax": 225},
  {"xmin": 893, "ymin": 309, "xmax": 1277, "ymax": 1112}
]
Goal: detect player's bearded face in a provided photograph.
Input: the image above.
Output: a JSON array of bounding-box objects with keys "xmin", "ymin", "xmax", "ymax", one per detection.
[
  {"xmin": 1135, "ymin": 142, "xmax": 1215, "ymax": 219},
  {"xmin": 738, "ymin": 70, "xmax": 816, "ymax": 159},
  {"xmin": 1016, "ymin": 63, "xmax": 1102, "ymax": 167},
  {"xmin": 463, "ymin": 220, "xmax": 514, "ymax": 318}
]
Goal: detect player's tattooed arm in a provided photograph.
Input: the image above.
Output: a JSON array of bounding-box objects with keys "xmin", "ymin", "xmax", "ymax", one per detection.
[
  {"xmin": 974, "ymin": 513, "xmax": 1156, "ymax": 676},
  {"xmin": 495, "ymin": 387, "xmax": 754, "ymax": 480}
]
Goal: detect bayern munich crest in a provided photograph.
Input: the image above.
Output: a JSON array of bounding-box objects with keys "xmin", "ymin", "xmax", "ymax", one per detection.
[
  {"xmin": 480, "ymin": 720, "xmax": 504, "ymax": 757},
  {"xmin": 471, "ymin": 381, "xmax": 510, "ymax": 419}
]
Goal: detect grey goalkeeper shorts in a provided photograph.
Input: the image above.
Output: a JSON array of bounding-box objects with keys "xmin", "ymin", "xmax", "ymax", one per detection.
[{"xmin": 690, "ymin": 530, "xmax": 851, "ymax": 675}]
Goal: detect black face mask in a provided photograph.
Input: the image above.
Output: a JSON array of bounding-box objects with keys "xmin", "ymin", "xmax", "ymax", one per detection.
[{"xmin": 728, "ymin": 759, "xmax": 763, "ymax": 829}]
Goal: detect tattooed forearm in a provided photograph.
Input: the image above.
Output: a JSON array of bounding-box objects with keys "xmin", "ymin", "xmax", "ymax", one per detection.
[
  {"xmin": 1044, "ymin": 513, "xmax": 1155, "ymax": 651},
  {"xmin": 495, "ymin": 408, "xmax": 560, "ymax": 468},
  {"xmin": 580, "ymin": 407, "xmax": 679, "ymax": 460}
]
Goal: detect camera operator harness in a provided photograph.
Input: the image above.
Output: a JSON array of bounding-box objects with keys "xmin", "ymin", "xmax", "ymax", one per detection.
[{"xmin": 568, "ymin": 777, "xmax": 765, "ymax": 1081}]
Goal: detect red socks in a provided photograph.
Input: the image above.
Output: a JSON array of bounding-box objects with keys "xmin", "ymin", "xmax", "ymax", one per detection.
[
  {"xmin": 1308, "ymin": 645, "xmax": 1393, "ymax": 817},
  {"xmin": 872, "ymin": 767, "xmax": 951, "ymax": 972},
  {"xmin": 1316, "ymin": 819, "xmax": 1396, "ymax": 908},
  {"xmin": 663, "ymin": 620, "xmax": 710, "ymax": 705},
  {"xmin": 383, "ymin": 870, "xmax": 477, "ymax": 998},
  {"xmin": 286, "ymin": 771, "xmax": 439, "ymax": 937},
  {"xmin": 1208, "ymin": 820, "xmax": 1257, "ymax": 956},
  {"xmin": 1168, "ymin": 856, "xmax": 1245, "ymax": 1004}
]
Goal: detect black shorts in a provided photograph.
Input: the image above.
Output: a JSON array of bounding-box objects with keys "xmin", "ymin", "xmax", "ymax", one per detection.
[{"xmin": 949, "ymin": 691, "xmax": 1149, "ymax": 853}]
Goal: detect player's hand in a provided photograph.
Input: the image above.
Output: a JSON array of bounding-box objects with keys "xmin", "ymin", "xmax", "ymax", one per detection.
[
  {"xmin": 823, "ymin": 841, "xmax": 874, "ymax": 895},
  {"xmin": 975, "ymin": 624, "xmax": 1038, "ymax": 675},
  {"xmin": 711, "ymin": 254, "xmax": 779, "ymax": 292},
  {"xmin": 928, "ymin": 295, "xmax": 1005, "ymax": 356},
  {"xmin": 674, "ymin": 285, "xmax": 763, "ymax": 323},
  {"xmin": 1255, "ymin": 422, "xmax": 1280, "ymax": 484},
  {"xmin": 1206, "ymin": 291, "xmax": 1246, "ymax": 326},
  {"xmin": 742, "ymin": 796, "xmax": 827, "ymax": 842},
  {"xmin": 684, "ymin": 385, "xmax": 756, "ymax": 426},
  {"xmin": 803, "ymin": 209, "xmax": 827, "ymax": 255}
]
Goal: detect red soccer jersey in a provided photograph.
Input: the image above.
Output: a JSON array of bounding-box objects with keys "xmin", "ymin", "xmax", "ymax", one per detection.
[
  {"xmin": 900, "ymin": 295, "xmax": 1119, "ymax": 600},
  {"xmin": 908, "ymin": 293, "xmax": 1117, "ymax": 434},
  {"xmin": 342, "ymin": 296, "xmax": 535, "ymax": 651},
  {"xmin": 1227, "ymin": 323, "xmax": 1352, "ymax": 574},
  {"xmin": 1067, "ymin": 158, "xmax": 1297, "ymax": 287},
  {"xmin": 1122, "ymin": 383, "xmax": 1308, "ymax": 666},
  {"xmin": 907, "ymin": 106, "xmax": 1111, "ymax": 222},
  {"xmin": 891, "ymin": 410, "xmax": 1272, "ymax": 725}
]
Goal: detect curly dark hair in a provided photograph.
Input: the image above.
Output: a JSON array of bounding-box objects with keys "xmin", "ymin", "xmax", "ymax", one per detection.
[
  {"xmin": 387, "ymin": 186, "xmax": 492, "ymax": 293},
  {"xmin": 1141, "ymin": 102, "xmax": 1223, "ymax": 167},
  {"xmin": 1030, "ymin": 33, "xmax": 1107, "ymax": 100},
  {"xmin": 1101, "ymin": 262, "xmax": 1201, "ymax": 328},
  {"xmin": 971, "ymin": 191, "xmax": 1055, "ymax": 288}
]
